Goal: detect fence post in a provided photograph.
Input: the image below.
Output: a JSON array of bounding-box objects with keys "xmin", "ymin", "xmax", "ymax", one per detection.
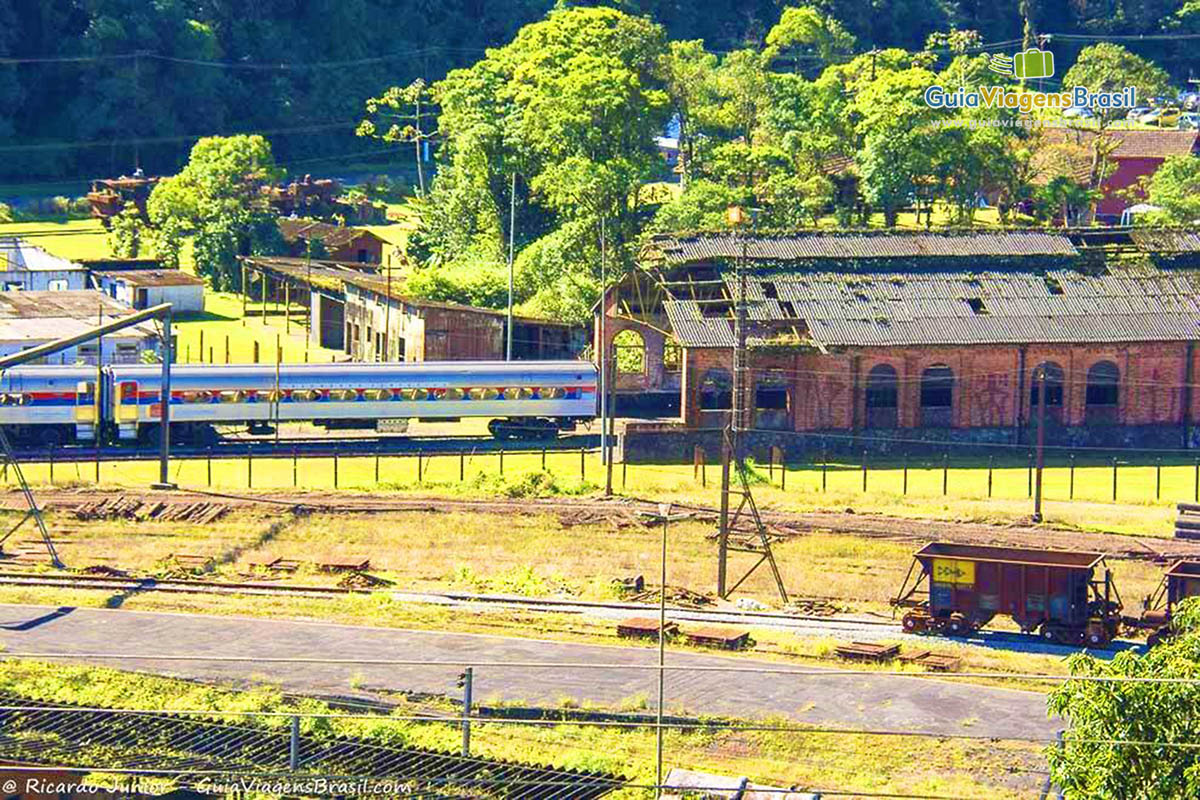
[
  {"xmin": 207, "ymin": 447, "xmax": 212, "ymax": 487},
  {"xmin": 498, "ymin": 447, "xmax": 503, "ymax": 476},
  {"xmin": 861, "ymin": 449, "xmax": 868, "ymax": 492},
  {"xmin": 987, "ymin": 455, "xmax": 994, "ymax": 498},
  {"xmin": 247, "ymin": 449, "xmax": 253, "ymax": 488},
  {"xmin": 780, "ymin": 454, "xmax": 786, "ymax": 490},
  {"xmin": 1069, "ymin": 453, "xmax": 1076, "ymax": 500},
  {"xmin": 292, "ymin": 447, "xmax": 298, "ymax": 487},
  {"xmin": 1112, "ymin": 457, "xmax": 1118, "ymax": 502},
  {"xmin": 48, "ymin": 447, "xmax": 53, "ymax": 486},
  {"xmin": 1156, "ymin": 458, "xmax": 1163, "ymax": 501},
  {"xmin": 622, "ymin": 459, "xmax": 627, "ymax": 490},
  {"xmin": 224, "ymin": 334, "xmax": 230, "ymax": 364},
  {"xmin": 418, "ymin": 449, "xmax": 424, "ymax": 483},
  {"xmin": 821, "ymin": 448, "xmax": 827, "ymax": 492},
  {"xmin": 1194, "ymin": 458, "xmax": 1199, "ymax": 503},
  {"xmin": 580, "ymin": 447, "xmax": 586, "ymax": 480},
  {"xmin": 460, "ymin": 667, "xmax": 473, "ymax": 757},
  {"xmin": 95, "ymin": 445, "xmax": 101, "ymax": 484},
  {"xmin": 375, "ymin": 449, "xmax": 380, "ymax": 483},
  {"xmin": 460, "ymin": 451, "xmax": 465, "ymax": 482},
  {"xmin": 542, "ymin": 447, "xmax": 547, "ymax": 471},
  {"xmin": 902, "ymin": 453, "xmax": 908, "ymax": 495},
  {"xmin": 289, "ymin": 715, "xmax": 300, "ymax": 771},
  {"xmin": 253, "ymin": 341, "xmax": 260, "ymax": 364},
  {"xmin": 1027, "ymin": 451, "xmax": 1033, "ymax": 498},
  {"xmin": 334, "ymin": 451, "xmax": 339, "ymax": 488},
  {"xmin": 942, "ymin": 452, "xmax": 949, "ymax": 496}
]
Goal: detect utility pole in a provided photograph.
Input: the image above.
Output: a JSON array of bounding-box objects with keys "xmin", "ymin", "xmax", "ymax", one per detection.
[
  {"xmin": 155, "ymin": 309, "xmax": 175, "ymax": 489},
  {"xmin": 716, "ymin": 207, "xmax": 787, "ymax": 604},
  {"xmin": 507, "ymin": 172, "xmax": 516, "ymax": 361},
  {"xmin": 654, "ymin": 502, "xmax": 671, "ymax": 799},
  {"xmin": 599, "ymin": 216, "xmax": 612, "ymax": 495},
  {"xmin": 1033, "ymin": 365, "xmax": 1047, "ymax": 523}
]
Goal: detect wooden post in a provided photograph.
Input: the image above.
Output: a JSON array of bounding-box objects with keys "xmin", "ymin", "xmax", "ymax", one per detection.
[
  {"xmin": 903, "ymin": 453, "xmax": 909, "ymax": 495},
  {"xmin": 375, "ymin": 449, "xmax": 380, "ymax": 483},
  {"xmin": 224, "ymin": 335, "xmax": 230, "ymax": 364},
  {"xmin": 285, "ymin": 282, "xmax": 291, "ymax": 334},
  {"xmin": 1070, "ymin": 453, "xmax": 1076, "ymax": 500},
  {"xmin": 292, "ymin": 448, "xmax": 298, "ymax": 487},
  {"xmin": 861, "ymin": 449, "xmax": 868, "ymax": 492},
  {"xmin": 334, "ymin": 451, "xmax": 339, "ymax": 488},
  {"xmin": 460, "ymin": 451, "xmax": 465, "ymax": 482},
  {"xmin": 498, "ymin": 447, "xmax": 503, "ymax": 476},
  {"xmin": 1156, "ymin": 457, "xmax": 1162, "ymax": 501},
  {"xmin": 208, "ymin": 346, "xmax": 213, "ymax": 363},
  {"xmin": 987, "ymin": 455, "xmax": 994, "ymax": 498},
  {"xmin": 1112, "ymin": 457, "xmax": 1118, "ymax": 502},
  {"xmin": 261, "ymin": 272, "xmax": 268, "ymax": 325},
  {"xmin": 241, "ymin": 263, "xmax": 248, "ymax": 321},
  {"xmin": 253, "ymin": 341, "xmax": 260, "ymax": 364},
  {"xmin": 199, "ymin": 330, "xmax": 204, "ymax": 363},
  {"xmin": 207, "ymin": 447, "xmax": 212, "ymax": 487},
  {"xmin": 247, "ymin": 449, "xmax": 253, "ymax": 488},
  {"xmin": 942, "ymin": 452, "xmax": 949, "ymax": 496},
  {"xmin": 821, "ymin": 448, "xmax": 827, "ymax": 492},
  {"xmin": 580, "ymin": 447, "xmax": 586, "ymax": 480},
  {"xmin": 418, "ymin": 450, "xmax": 424, "ymax": 483},
  {"xmin": 48, "ymin": 447, "xmax": 54, "ymax": 486}
]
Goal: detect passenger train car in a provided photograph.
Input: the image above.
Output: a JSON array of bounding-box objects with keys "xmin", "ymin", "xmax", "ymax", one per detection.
[{"xmin": 0, "ymin": 361, "xmax": 597, "ymax": 446}]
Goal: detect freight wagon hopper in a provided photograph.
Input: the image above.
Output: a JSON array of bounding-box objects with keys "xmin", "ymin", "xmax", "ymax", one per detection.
[
  {"xmin": 1129, "ymin": 560, "xmax": 1200, "ymax": 646},
  {"xmin": 892, "ymin": 542, "xmax": 1122, "ymax": 646}
]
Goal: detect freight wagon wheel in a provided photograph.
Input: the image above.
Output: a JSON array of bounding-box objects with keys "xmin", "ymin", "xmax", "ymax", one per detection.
[
  {"xmin": 947, "ymin": 616, "xmax": 969, "ymax": 637},
  {"xmin": 901, "ymin": 613, "xmax": 922, "ymax": 633},
  {"xmin": 1086, "ymin": 628, "xmax": 1110, "ymax": 647}
]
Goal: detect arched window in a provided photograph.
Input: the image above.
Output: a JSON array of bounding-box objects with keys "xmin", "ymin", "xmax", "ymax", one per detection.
[
  {"xmin": 1029, "ymin": 361, "xmax": 1065, "ymax": 411},
  {"xmin": 755, "ymin": 372, "xmax": 790, "ymax": 430},
  {"xmin": 865, "ymin": 364, "xmax": 899, "ymax": 428},
  {"xmin": 1086, "ymin": 360, "xmax": 1119, "ymax": 424},
  {"xmin": 920, "ymin": 364, "xmax": 954, "ymax": 427},
  {"xmin": 699, "ymin": 368, "xmax": 732, "ymax": 411},
  {"xmin": 613, "ymin": 329, "xmax": 645, "ymax": 375}
]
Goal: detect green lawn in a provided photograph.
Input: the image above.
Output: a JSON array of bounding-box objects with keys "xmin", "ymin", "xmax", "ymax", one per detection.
[
  {"xmin": 0, "ymin": 218, "xmax": 110, "ymax": 260},
  {"xmin": 7, "ymin": 448, "xmax": 1195, "ymax": 536}
]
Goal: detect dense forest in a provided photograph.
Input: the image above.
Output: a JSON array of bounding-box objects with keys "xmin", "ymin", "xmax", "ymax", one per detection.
[{"xmin": 2, "ymin": 0, "xmax": 1200, "ymax": 183}]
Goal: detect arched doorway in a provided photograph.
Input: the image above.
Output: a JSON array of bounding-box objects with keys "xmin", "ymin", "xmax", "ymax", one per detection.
[{"xmin": 865, "ymin": 364, "xmax": 899, "ymax": 428}]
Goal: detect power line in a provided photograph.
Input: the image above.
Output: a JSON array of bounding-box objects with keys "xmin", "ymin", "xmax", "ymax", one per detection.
[{"xmin": 0, "ymin": 121, "xmax": 362, "ymax": 154}]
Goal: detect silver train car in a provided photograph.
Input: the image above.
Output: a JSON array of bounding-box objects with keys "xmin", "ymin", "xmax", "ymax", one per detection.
[{"xmin": 0, "ymin": 361, "xmax": 598, "ymax": 446}]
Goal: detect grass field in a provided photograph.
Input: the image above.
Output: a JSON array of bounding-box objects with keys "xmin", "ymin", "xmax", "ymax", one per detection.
[
  {"xmin": 0, "ymin": 218, "xmax": 109, "ymax": 260},
  {"xmin": 7, "ymin": 446, "xmax": 1192, "ymax": 536}
]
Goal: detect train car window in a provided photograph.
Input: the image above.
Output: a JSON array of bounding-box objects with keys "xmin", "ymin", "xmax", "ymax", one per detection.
[
  {"xmin": 400, "ymin": 388, "xmax": 429, "ymax": 401},
  {"xmin": 182, "ymin": 391, "xmax": 212, "ymax": 403},
  {"xmin": 329, "ymin": 389, "xmax": 359, "ymax": 402},
  {"xmin": 539, "ymin": 387, "xmax": 566, "ymax": 400},
  {"xmin": 469, "ymin": 388, "xmax": 500, "ymax": 401},
  {"xmin": 363, "ymin": 388, "xmax": 393, "ymax": 401},
  {"xmin": 290, "ymin": 389, "xmax": 317, "ymax": 402},
  {"xmin": 218, "ymin": 391, "xmax": 242, "ymax": 403},
  {"xmin": 501, "ymin": 387, "xmax": 533, "ymax": 400},
  {"xmin": 442, "ymin": 388, "xmax": 464, "ymax": 401}
]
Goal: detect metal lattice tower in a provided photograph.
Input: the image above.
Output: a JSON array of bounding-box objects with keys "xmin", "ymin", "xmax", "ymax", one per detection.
[
  {"xmin": 717, "ymin": 211, "xmax": 787, "ymax": 604},
  {"xmin": 0, "ymin": 426, "xmax": 60, "ymax": 567}
]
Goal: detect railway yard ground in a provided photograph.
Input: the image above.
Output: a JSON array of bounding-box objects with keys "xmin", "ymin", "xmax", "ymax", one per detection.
[{"xmin": 0, "ymin": 476, "xmax": 1194, "ymax": 797}]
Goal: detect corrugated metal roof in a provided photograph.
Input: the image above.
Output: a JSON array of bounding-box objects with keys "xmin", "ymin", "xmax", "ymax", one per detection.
[
  {"xmin": 1129, "ymin": 229, "xmax": 1200, "ymax": 253},
  {"xmin": 665, "ymin": 268, "xmax": 1200, "ymax": 348},
  {"xmin": 647, "ymin": 231, "xmax": 1077, "ymax": 264}
]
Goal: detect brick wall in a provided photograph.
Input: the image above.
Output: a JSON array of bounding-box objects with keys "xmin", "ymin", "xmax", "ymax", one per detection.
[{"xmin": 677, "ymin": 340, "xmax": 1200, "ymax": 437}]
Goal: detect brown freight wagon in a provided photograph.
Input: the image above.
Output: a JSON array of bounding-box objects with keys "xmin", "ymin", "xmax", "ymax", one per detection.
[
  {"xmin": 892, "ymin": 542, "xmax": 1122, "ymax": 646},
  {"xmin": 1129, "ymin": 560, "xmax": 1200, "ymax": 646}
]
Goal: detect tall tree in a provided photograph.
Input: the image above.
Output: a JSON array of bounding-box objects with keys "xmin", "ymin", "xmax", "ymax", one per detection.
[{"xmin": 147, "ymin": 135, "xmax": 283, "ymax": 289}]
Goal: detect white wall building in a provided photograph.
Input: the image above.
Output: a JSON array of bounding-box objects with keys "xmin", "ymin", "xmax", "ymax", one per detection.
[{"xmin": 0, "ymin": 238, "xmax": 88, "ymax": 292}]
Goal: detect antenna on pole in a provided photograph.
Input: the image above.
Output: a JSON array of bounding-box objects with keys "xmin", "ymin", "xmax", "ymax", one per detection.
[{"xmin": 716, "ymin": 207, "xmax": 788, "ymax": 604}]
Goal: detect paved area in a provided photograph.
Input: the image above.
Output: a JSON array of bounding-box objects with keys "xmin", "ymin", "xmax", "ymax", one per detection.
[{"xmin": 0, "ymin": 604, "xmax": 1057, "ymax": 739}]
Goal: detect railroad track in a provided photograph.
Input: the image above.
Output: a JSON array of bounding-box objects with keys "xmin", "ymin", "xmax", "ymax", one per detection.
[
  {"xmin": 9, "ymin": 431, "xmax": 601, "ymax": 463},
  {"xmin": 0, "ymin": 569, "xmax": 1131, "ymax": 656}
]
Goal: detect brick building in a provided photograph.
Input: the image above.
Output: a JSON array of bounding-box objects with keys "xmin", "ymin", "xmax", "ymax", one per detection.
[{"xmin": 598, "ymin": 228, "xmax": 1200, "ymax": 459}]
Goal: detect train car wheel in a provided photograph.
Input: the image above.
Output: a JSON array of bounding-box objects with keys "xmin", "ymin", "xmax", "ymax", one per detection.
[
  {"xmin": 947, "ymin": 615, "xmax": 969, "ymax": 637},
  {"xmin": 901, "ymin": 613, "xmax": 925, "ymax": 633},
  {"xmin": 37, "ymin": 427, "xmax": 64, "ymax": 448}
]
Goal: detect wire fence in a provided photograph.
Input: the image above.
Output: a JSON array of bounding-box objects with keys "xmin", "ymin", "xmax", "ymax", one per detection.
[{"xmin": 7, "ymin": 442, "xmax": 1200, "ymax": 508}]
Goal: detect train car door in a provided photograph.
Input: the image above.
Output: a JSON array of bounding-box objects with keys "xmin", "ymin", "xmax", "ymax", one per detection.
[
  {"xmin": 74, "ymin": 380, "xmax": 97, "ymax": 441},
  {"xmin": 116, "ymin": 380, "xmax": 140, "ymax": 441}
]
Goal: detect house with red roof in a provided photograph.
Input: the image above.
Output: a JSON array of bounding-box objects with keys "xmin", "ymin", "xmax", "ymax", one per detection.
[{"xmin": 1039, "ymin": 128, "xmax": 1200, "ymax": 220}]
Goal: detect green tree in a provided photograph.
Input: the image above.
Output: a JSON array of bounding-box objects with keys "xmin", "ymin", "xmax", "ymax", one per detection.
[
  {"xmin": 1063, "ymin": 44, "xmax": 1173, "ymax": 204},
  {"xmin": 147, "ymin": 135, "xmax": 283, "ymax": 290},
  {"xmin": 661, "ymin": 40, "xmax": 721, "ymax": 186},
  {"xmin": 409, "ymin": 7, "xmax": 671, "ymax": 321},
  {"xmin": 1048, "ymin": 599, "xmax": 1200, "ymax": 797},
  {"xmin": 764, "ymin": 6, "xmax": 856, "ymax": 74},
  {"xmin": 358, "ymin": 79, "xmax": 436, "ymax": 194},
  {"xmin": 108, "ymin": 202, "xmax": 145, "ymax": 258},
  {"xmin": 1147, "ymin": 155, "xmax": 1200, "ymax": 224}
]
